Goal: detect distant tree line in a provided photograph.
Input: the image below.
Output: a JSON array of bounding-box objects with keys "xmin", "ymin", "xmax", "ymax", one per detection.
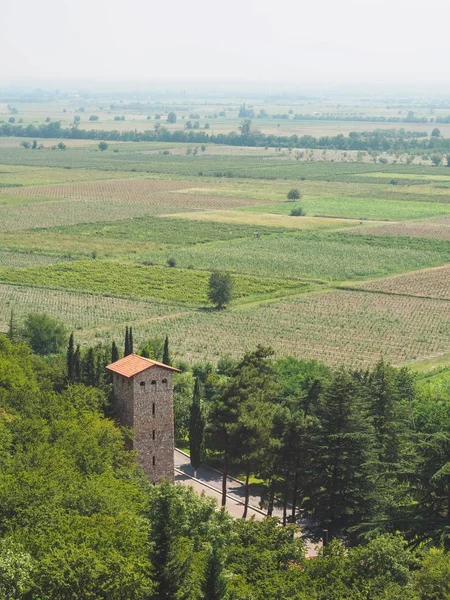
[{"xmin": 4, "ymin": 120, "xmax": 450, "ymax": 154}]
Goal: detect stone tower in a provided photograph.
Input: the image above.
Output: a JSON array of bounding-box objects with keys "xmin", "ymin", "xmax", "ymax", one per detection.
[{"xmin": 106, "ymin": 354, "xmax": 180, "ymax": 483}]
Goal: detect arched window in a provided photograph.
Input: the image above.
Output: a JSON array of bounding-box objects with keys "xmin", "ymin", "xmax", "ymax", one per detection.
[
  {"xmin": 151, "ymin": 380, "xmax": 157, "ymax": 386},
  {"xmin": 162, "ymin": 378, "xmax": 168, "ymax": 387},
  {"xmin": 140, "ymin": 381, "xmax": 145, "ymax": 388}
]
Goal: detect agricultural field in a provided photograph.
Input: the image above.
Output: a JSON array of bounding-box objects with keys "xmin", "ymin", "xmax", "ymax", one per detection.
[
  {"xmin": 141, "ymin": 232, "xmax": 450, "ymax": 282},
  {"xmin": 0, "ymin": 250, "xmax": 70, "ymax": 268},
  {"xmin": 243, "ymin": 197, "xmax": 450, "ymax": 222},
  {"xmin": 1, "ymin": 123, "xmax": 450, "ymax": 370},
  {"xmin": 74, "ymin": 289, "xmax": 450, "ymax": 368},
  {"xmin": 353, "ymin": 215, "xmax": 450, "ymax": 241},
  {"xmin": 0, "ymin": 261, "xmax": 310, "ymax": 305},
  {"xmin": 0, "ymin": 283, "xmax": 185, "ymax": 332},
  {"xmin": 355, "ymin": 265, "xmax": 450, "ymax": 300}
]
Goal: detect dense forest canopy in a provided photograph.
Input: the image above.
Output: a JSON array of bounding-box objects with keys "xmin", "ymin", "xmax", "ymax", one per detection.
[{"xmin": 1, "ymin": 320, "xmax": 450, "ymax": 598}]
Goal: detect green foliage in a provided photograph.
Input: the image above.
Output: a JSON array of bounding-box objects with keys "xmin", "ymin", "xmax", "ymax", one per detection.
[
  {"xmin": 189, "ymin": 378, "xmax": 205, "ymax": 474},
  {"xmin": 287, "ymin": 188, "xmax": 301, "ymax": 200},
  {"xmin": 302, "ymin": 370, "xmax": 376, "ymax": 541},
  {"xmin": 162, "ymin": 335, "xmax": 170, "ymax": 366},
  {"xmin": 414, "ymin": 547, "xmax": 450, "ymax": 600},
  {"xmin": 21, "ymin": 312, "xmax": 67, "ymax": 355},
  {"xmin": 290, "ymin": 206, "xmax": 305, "ymax": 216},
  {"xmin": 98, "ymin": 141, "xmax": 108, "ymax": 151},
  {"xmin": 0, "ymin": 539, "xmax": 34, "ymax": 600},
  {"xmin": 208, "ymin": 271, "xmax": 233, "ymax": 309},
  {"xmin": 0, "ymin": 261, "xmax": 303, "ymax": 305}
]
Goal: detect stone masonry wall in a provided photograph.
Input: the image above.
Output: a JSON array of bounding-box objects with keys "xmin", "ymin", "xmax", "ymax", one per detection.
[{"xmin": 114, "ymin": 366, "xmax": 175, "ymax": 484}]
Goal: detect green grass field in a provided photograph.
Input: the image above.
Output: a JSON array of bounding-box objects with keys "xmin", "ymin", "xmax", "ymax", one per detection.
[{"xmin": 243, "ymin": 197, "xmax": 450, "ymax": 221}]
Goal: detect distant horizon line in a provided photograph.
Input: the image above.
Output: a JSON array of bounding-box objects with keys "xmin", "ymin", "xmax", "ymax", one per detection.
[{"xmin": 2, "ymin": 79, "xmax": 450, "ymax": 97}]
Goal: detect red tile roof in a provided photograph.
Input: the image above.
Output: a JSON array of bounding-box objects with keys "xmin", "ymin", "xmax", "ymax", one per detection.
[{"xmin": 105, "ymin": 354, "xmax": 181, "ymax": 378}]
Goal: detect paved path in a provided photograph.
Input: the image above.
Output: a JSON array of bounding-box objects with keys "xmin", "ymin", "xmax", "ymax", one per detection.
[
  {"xmin": 174, "ymin": 448, "xmax": 278, "ymax": 518},
  {"xmin": 174, "ymin": 449, "xmax": 319, "ymax": 557}
]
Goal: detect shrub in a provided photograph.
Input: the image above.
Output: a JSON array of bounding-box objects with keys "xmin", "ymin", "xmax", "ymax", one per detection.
[
  {"xmin": 167, "ymin": 258, "xmax": 176, "ymax": 268},
  {"xmin": 290, "ymin": 207, "xmax": 305, "ymax": 216},
  {"xmin": 287, "ymin": 188, "xmax": 301, "ymax": 201}
]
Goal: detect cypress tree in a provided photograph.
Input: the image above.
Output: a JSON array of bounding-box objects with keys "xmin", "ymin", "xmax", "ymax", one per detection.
[
  {"xmin": 83, "ymin": 347, "xmax": 96, "ymax": 386},
  {"xmin": 163, "ymin": 335, "xmax": 170, "ymax": 365},
  {"xmin": 190, "ymin": 377, "xmax": 205, "ymax": 478},
  {"xmin": 67, "ymin": 332, "xmax": 75, "ymax": 382},
  {"xmin": 111, "ymin": 340, "xmax": 119, "ymax": 363},
  {"xmin": 129, "ymin": 327, "xmax": 134, "ymax": 355},
  {"xmin": 124, "ymin": 326, "xmax": 129, "ymax": 356},
  {"xmin": 74, "ymin": 344, "xmax": 81, "ymax": 382},
  {"xmin": 95, "ymin": 354, "xmax": 102, "ymax": 387}
]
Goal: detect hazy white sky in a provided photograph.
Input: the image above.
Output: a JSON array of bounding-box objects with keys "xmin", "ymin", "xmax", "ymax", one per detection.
[{"xmin": 2, "ymin": 0, "xmax": 450, "ymax": 88}]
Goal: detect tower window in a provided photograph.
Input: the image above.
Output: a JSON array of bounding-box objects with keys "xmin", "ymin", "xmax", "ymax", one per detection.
[
  {"xmin": 152, "ymin": 430, "xmax": 156, "ymax": 440},
  {"xmin": 162, "ymin": 378, "xmax": 168, "ymax": 387},
  {"xmin": 140, "ymin": 381, "xmax": 145, "ymax": 387},
  {"xmin": 152, "ymin": 403, "xmax": 155, "ymax": 416},
  {"xmin": 152, "ymin": 456, "xmax": 156, "ymax": 467},
  {"xmin": 151, "ymin": 380, "xmax": 157, "ymax": 386}
]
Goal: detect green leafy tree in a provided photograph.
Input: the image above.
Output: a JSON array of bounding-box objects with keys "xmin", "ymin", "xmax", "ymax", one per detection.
[
  {"xmin": 238, "ymin": 119, "xmax": 252, "ymax": 136},
  {"xmin": 287, "ymin": 188, "xmax": 301, "ymax": 200},
  {"xmin": 414, "ymin": 547, "xmax": 450, "ymax": 599},
  {"xmin": 21, "ymin": 313, "xmax": 67, "ymax": 355},
  {"xmin": 98, "ymin": 141, "xmax": 108, "ymax": 151},
  {"xmin": 167, "ymin": 112, "xmax": 177, "ymax": 124},
  {"xmin": 189, "ymin": 378, "xmax": 205, "ymax": 478},
  {"xmin": 0, "ymin": 539, "xmax": 34, "ymax": 600},
  {"xmin": 208, "ymin": 271, "xmax": 233, "ymax": 310}
]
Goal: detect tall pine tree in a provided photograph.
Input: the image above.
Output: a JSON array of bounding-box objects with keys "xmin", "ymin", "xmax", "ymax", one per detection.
[
  {"xmin": 190, "ymin": 378, "xmax": 205, "ymax": 478},
  {"xmin": 303, "ymin": 370, "xmax": 376, "ymax": 543}
]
